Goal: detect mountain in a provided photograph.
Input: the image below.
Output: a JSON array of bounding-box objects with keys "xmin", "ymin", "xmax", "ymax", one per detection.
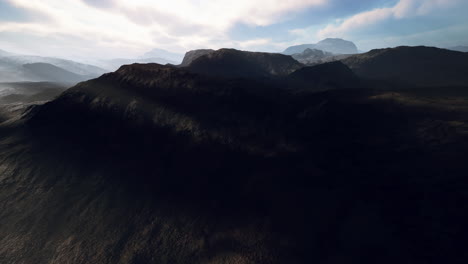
[
  {"xmin": 0, "ymin": 54, "xmax": 107, "ymax": 76},
  {"xmin": 97, "ymin": 57, "xmax": 178, "ymax": 71},
  {"xmin": 448, "ymin": 46, "xmax": 468, "ymax": 52},
  {"xmin": 0, "ymin": 49, "xmax": 13, "ymax": 56},
  {"xmin": 291, "ymin": 48, "xmax": 333, "ymax": 64},
  {"xmin": 0, "ymin": 50, "xmax": 107, "ymax": 82},
  {"xmin": 284, "ymin": 44, "xmax": 316, "ymax": 55},
  {"xmin": 1, "ymin": 48, "xmax": 468, "ymax": 263},
  {"xmin": 184, "ymin": 48, "xmax": 303, "ymax": 79},
  {"xmin": 288, "ymin": 61, "xmax": 360, "ymax": 91},
  {"xmin": 94, "ymin": 48, "xmax": 183, "ymax": 71},
  {"xmin": 315, "ymin": 38, "xmax": 359, "ymax": 54},
  {"xmin": 291, "ymin": 48, "xmax": 353, "ymax": 65},
  {"xmin": 180, "ymin": 49, "xmax": 215, "ymax": 66},
  {"xmin": 342, "ymin": 46, "xmax": 468, "ymax": 86},
  {"xmin": 283, "ymin": 38, "xmax": 359, "ymax": 55},
  {"xmin": 22, "ymin": 63, "xmax": 92, "ymax": 83},
  {"xmin": 0, "ymin": 59, "xmax": 96, "ymax": 83}
]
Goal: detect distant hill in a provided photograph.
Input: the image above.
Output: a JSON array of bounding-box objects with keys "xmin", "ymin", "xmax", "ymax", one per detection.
[
  {"xmin": 0, "ymin": 49, "xmax": 13, "ymax": 57},
  {"xmin": 22, "ymin": 63, "xmax": 90, "ymax": 83},
  {"xmin": 291, "ymin": 48, "xmax": 352, "ymax": 65},
  {"xmin": 448, "ymin": 46, "xmax": 468, "ymax": 52},
  {"xmin": 283, "ymin": 38, "xmax": 359, "ymax": 55},
  {"xmin": 0, "ymin": 50, "xmax": 107, "ymax": 82},
  {"xmin": 0, "ymin": 54, "xmax": 107, "ymax": 76},
  {"xmin": 184, "ymin": 48, "xmax": 303, "ymax": 79},
  {"xmin": 94, "ymin": 48, "xmax": 183, "ymax": 71},
  {"xmin": 291, "ymin": 48, "xmax": 333, "ymax": 64},
  {"xmin": 98, "ymin": 57, "xmax": 178, "ymax": 71},
  {"xmin": 342, "ymin": 46, "xmax": 468, "ymax": 86}
]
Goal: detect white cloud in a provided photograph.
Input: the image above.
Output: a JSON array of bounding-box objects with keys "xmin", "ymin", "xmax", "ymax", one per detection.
[
  {"xmin": 0, "ymin": 0, "xmax": 327, "ymax": 59},
  {"xmin": 237, "ymin": 38, "xmax": 273, "ymax": 49},
  {"xmin": 317, "ymin": 0, "xmax": 461, "ymax": 39}
]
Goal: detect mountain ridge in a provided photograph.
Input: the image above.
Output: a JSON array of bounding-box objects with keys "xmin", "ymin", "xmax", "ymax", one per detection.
[
  {"xmin": 342, "ymin": 46, "xmax": 468, "ymax": 86},
  {"xmin": 184, "ymin": 48, "xmax": 303, "ymax": 79},
  {"xmin": 283, "ymin": 38, "xmax": 359, "ymax": 55}
]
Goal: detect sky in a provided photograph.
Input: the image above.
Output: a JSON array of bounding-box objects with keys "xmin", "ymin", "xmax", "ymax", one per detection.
[{"xmin": 0, "ymin": 0, "xmax": 467, "ymax": 62}]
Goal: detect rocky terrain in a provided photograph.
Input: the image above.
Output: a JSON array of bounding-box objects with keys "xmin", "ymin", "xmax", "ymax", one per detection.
[
  {"xmin": 184, "ymin": 49, "xmax": 303, "ymax": 79},
  {"xmin": 291, "ymin": 48, "xmax": 352, "ymax": 65},
  {"xmin": 180, "ymin": 49, "xmax": 215, "ymax": 67},
  {"xmin": 0, "ymin": 47, "xmax": 467, "ymax": 264}
]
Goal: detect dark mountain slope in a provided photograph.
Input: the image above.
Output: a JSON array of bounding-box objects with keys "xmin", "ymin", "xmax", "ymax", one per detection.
[
  {"xmin": 288, "ymin": 61, "xmax": 360, "ymax": 91},
  {"xmin": 0, "ymin": 82, "xmax": 68, "ymax": 104},
  {"xmin": 342, "ymin": 46, "xmax": 468, "ymax": 86},
  {"xmin": 184, "ymin": 49, "xmax": 303, "ymax": 79},
  {"xmin": 0, "ymin": 60, "xmax": 468, "ymax": 263}
]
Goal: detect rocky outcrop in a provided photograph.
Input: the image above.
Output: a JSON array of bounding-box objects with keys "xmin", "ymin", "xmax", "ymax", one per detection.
[
  {"xmin": 184, "ymin": 48, "xmax": 303, "ymax": 79},
  {"xmin": 180, "ymin": 49, "xmax": 215, "ymax": 67}
]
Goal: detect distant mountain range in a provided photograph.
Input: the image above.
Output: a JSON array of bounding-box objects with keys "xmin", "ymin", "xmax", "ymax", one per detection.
[
  {"xmin": 283, "ymin": 38, "xmax": 359, "ymax": 55},
  {"xmin": 22, "ymin": 63, "xmax": 89, "ymax": 83},
  {"xmin": 0, "ymin": 51, "xmax": 107, "ymax": 83},
  {"xmin": 291, "ymin": 48, "xmax": 352, "ymax": 65}
]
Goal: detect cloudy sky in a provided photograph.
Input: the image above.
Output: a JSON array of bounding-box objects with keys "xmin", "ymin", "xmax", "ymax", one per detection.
[{"xmin": 0, "ymin": 0, "xmax": 467, "ymax": 61}]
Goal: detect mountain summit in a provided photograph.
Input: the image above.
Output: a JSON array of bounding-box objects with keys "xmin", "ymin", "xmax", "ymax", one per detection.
[
  {"xmin": 183, "ymin": 48, "xmax": 303, "ymax": 79},
  {"xmin": 283, "ymin": 38, "xmax": 359, "ymax": 55}
]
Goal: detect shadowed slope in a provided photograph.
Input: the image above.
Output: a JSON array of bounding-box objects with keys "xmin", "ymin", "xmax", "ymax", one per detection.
[
  {"xmin": 0, "ymin": 56, "xmax": 468, "ymax": 264},
  {"xmin": 184, "ymin": 49, "xmax": 303, "ymax": 79},
  {"xmin": 342, "ymin": 46, "xmax": 468, "ymax": 86}
]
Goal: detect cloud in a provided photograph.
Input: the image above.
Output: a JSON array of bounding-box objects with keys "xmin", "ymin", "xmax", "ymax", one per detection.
[
  {"xmin": 0, "ymin": 0, "xmax": 327, "ymax": 59},
  {"xmin": 237, "ymin": 38, "xmax": 272, "ymax": 49},
  {"xmin": 317, "ymin": 0, "xmax": 461, "ymax": 38}
]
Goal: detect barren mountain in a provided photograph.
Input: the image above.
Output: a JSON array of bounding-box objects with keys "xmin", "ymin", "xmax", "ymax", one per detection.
[
  {"xmin": 180, "ymin": 49, "xmax": 215, "ymax": 67},
  {"xmin": 184, "ymin": 48, "xmax": 303, "ymax": 79},
  {"xmin": 283, "ymin": 38, "xmax": 359, "ymax": 55},
  {"xmin": 0, "ymin": 50, "xmax": 107, "ymax": 82},
  {"xmin": 0, "ymin": 48, "xmax": 467, "ymax": 264},
  {"xmin": 342, "ymin": 46, "xmax": 468, "ymax": 86}
]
